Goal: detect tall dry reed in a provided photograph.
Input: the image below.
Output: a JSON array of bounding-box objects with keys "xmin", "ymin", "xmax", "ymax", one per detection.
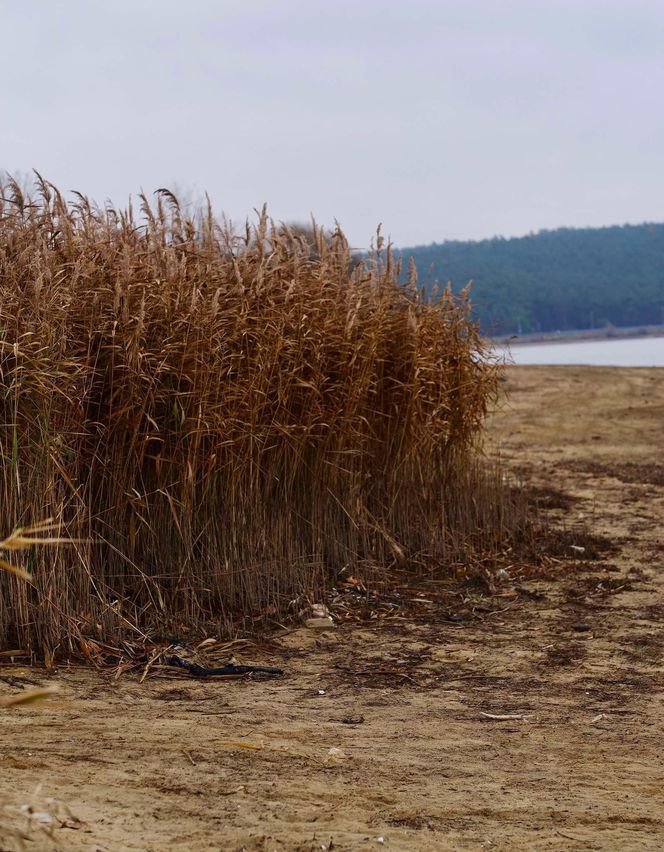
[{"xmin": 0, "ymin": 174, "xmax": 522, "ymax": 658}]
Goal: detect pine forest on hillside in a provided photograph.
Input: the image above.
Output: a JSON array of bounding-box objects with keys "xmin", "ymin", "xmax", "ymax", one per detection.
[{"xmin": 400, "ymin": 223, "xmax": 664, "ymax": 336}]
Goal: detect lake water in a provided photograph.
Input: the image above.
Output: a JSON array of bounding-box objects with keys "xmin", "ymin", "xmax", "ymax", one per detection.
[{"xmin": 504, "ymin": 336, "xmax": 664, "ymax": 367}]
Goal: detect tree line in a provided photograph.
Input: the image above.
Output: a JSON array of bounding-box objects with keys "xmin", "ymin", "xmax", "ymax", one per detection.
[{"xmin": 398, "ymin": 223, "xmax": 664, "ymax": 335}]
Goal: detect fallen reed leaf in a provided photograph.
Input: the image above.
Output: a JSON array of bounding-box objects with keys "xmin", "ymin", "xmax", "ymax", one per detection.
[
  {"xmin": 215, "ymin": 740, "xmax": 265, "ymax": 750},
  {"xmin": 2, "ymin": 685, "xmax": 59, "ymax": 708}
]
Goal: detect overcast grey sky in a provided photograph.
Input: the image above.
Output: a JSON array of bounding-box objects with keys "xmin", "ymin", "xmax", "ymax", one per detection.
[{"xmin": 2, "ymin": 0, "xmax": 663, "ymax": 247}]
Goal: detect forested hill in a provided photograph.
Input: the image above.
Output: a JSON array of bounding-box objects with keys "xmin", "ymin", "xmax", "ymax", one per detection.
[{"xmin": 399, "ymin": 223, "xmax": 664, "ymax": 336}]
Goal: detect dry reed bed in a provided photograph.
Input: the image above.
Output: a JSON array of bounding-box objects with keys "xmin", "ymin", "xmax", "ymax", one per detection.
[{"xmin": 0, "ymin": 175, "xmax": 523, "ymax": 659}]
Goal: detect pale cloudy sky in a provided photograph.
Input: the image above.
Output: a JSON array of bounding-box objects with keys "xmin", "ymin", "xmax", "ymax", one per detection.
[{"xmin": 2, "ymin": 0, "xmax": 663, "ymax": 247}]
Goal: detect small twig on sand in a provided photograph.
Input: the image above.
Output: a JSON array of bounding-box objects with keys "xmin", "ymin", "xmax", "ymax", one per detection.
[
  {"xmin": 555, "ymin": 829, "xmax": 592, "ymax": 845},
  {"xmin": 480, "ymin": 712, "xmax": 527, "ymax": 720}
]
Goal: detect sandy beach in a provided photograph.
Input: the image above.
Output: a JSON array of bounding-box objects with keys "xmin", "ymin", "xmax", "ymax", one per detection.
[{"xmin": 2, "ymin": 365, "xmax": 663, "ymax": 851}]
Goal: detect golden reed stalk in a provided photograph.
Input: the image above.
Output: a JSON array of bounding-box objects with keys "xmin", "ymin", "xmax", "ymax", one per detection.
[{"xmin": 0, "ymin": 175, "xmax": 525, "ymax": 659}]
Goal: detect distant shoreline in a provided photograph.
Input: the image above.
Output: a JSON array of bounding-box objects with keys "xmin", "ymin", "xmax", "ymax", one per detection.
[{"xmin": 493, "ymin": 324, "xmax": 664, "ymax": 346}]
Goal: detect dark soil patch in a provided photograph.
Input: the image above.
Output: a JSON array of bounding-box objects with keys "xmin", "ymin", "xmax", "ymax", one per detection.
[
  {"xmin": 535, "ymin": 527, "xmax": 621, "ymax": 561},
  {"xmin": 331, "ymin": 647, "xmax": 434, "ymax": 690},
  {"xmin": 618, "ymin": 632, "xmax": 664, "ymax": 664},
  {"xmin": 640, "ymin": 604, "xmax": 664, "ymax": 623},
  {"xmin": 543, "ymin": 642, "xmax": 588, "ymax": 667},
  {"xmin": 563, "ymin": 460, "xmax": 664, "ymax": 487},
  {"xmin": 563, "ymin": 575, "xmax": 634, "ymax": 602},
  {"xmin": 574, "ymin": 675, "xmax": 661, "ymax": 706},
  {"xmin": 385, "ymin": 812, "xmax": 447, "ymax": 831},
  {"xmin": 521, "ymin": 485, "xmax": 580, "ymax": 511}
]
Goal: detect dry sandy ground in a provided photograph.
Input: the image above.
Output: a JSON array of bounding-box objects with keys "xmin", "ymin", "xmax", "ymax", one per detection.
[{"xmin": 1, "ymin": 366, "xmax": 663, "ymax": 852}]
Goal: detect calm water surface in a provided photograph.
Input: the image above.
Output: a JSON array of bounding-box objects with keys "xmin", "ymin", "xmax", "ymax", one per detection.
[{"xmin": 505, "ymin": 336, "xmax": 664, "ymax": 367}]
